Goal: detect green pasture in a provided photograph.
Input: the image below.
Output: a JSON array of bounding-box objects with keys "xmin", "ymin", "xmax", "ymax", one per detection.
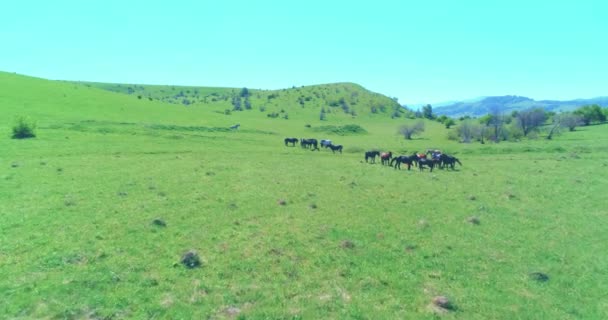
[{"xmin": 1, "ymin": 72, "xmax": 607, "ymax": 319}]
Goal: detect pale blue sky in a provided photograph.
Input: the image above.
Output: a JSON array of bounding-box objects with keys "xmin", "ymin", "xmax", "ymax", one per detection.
[{"xmin": 1, "ymin": 0, "xmax": 606, "ymax": 105}]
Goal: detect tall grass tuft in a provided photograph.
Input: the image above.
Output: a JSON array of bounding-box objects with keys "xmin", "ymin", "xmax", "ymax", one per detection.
[{"xmin": 11, "ymin": 116, "xmax": 36, "ymax": 139}]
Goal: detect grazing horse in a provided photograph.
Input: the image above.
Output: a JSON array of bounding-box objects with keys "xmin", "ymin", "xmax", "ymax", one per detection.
[
  {"xmin": 439, "ymin": 154, "xmax": 462, "ymax": 170},
  {"xmin": 391, "ymin": 154, "xmax": 417, "ymax": 170},
  {"xmin": 300, "ymin": 138, "xmax": 319, "ymax": 150},
  {"xmin": 229, "ymin": 124, "xmax": 240, "ymax": 130},
  {"xmin": 284, "ymin": 137, "xmax": 298, "ymax": 147},
  {"xmin": 320, "ymin": 139, "xmax": 332, "ymax": 148},
  {"xmin": 417, "ymin": 158, "xmax": 438, "ymax": 172},
  {"xmin": 328, "ymin": 144, "xmax": 343, "ymax": 154},
  {"xmin": 365, "ymin": 151, "xmax": 380, "ymax": 163},
  {"xmin": 380, "ymin": 152, "xmax": 393, "ymax": 165}
]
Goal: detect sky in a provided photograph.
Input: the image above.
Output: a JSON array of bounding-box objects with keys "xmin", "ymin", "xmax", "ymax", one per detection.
[{"xmin": 1, "ymin": 0, "xmax": 607, "ymax": 105}]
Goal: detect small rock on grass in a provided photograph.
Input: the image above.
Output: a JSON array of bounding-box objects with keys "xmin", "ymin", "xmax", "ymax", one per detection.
[
  {"xmin": 529, "ymin": 272, "xmax": 549, "ymax": 282},
  {"xmin": 431, "ymin": 295, "xmax": 455, "ymax": 312},
  {"xmin": 152, "ymin": 218, "xmax": 167, "ymax": 227},
  {"xmin": 467, "ymin": 216, "xmax": 480, "ymax": 225},
  {"xmin": 340, "ymin": 240, "xmax": 355, "ymax": 249},
  {"xmin": 181, "ymin": 250, "xmax": 202, "ymax": 269}
]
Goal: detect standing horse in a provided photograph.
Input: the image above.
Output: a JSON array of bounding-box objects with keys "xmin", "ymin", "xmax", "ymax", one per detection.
[
  {"xmin": 328, "ymin": 144, "xmax": 343, "ymax": 154},
  {"xmin": 284, "ymin": 137, "xmax": 298, "ymax": 147},
  {"xmin": 380, "ymin": 152, "xmax": 393, "ymax": 165},
  {"xmin": 439, "ymin": 154, "xmax": 462, "ymax": 170},
  {"xmin": 320, "ymin": 139, "xmax": 332, "ymax": 148},
  {"xmin": 417, "ymin": 158, "xmax": 438, "ymax": 172},
  {"xmin": 300, "ymin": 138, "xmax": 319, "ymax": 151},
  {"xmin": 391, "ymin": 154, "xmax": 417, "ymax": 170},
  {"xmin": 365, "ymin": 151, "xmax": 380, "ymax": 163}
]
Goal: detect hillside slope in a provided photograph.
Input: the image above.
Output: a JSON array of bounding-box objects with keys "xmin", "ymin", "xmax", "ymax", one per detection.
[{"xmin": 78, "ymin": 81, "xmax": 405, "ymax": 121}]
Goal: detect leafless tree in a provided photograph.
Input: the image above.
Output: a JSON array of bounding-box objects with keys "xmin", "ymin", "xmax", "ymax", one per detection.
[
  {"xmin": 457, "ymin": 119, "xmax": 482, "ymax": 143},
  {"xmin": 399, "ymin": 121, "xmax": 425, "ymax": 140},
  {"xmin": 547, "ymin": 112, "xmax": 584, "ymax": 139},
  {"xmin": 516, "ymin": 108, "xmax": 547, "ymax": 136}
]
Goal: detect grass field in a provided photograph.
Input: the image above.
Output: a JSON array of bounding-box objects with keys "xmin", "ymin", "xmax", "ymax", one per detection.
[{"xmin": 1, "ymin": 71, "xmax": 607, "ymax": 319}]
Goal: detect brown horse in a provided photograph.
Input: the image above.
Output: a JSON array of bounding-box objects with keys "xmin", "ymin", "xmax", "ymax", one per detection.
[{"xmin": 380, "ymin": 152, "xmax": 393, "ymax": 165}]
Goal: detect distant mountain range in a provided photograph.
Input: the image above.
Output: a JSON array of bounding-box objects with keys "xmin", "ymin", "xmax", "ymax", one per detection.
[{"xmin": 432, "ymin": 95, "xmax": 608, "ymax": 117}]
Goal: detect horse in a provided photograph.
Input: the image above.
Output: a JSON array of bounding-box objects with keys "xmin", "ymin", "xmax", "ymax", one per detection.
[
  {"xmin": 229, "ymin": 124, "xmax": 240, "ymax": 130},
  {"xmin": 300, "ymin": 138, "xmax": 319, "ymax": 151},
  {"xmin": 391, "ymin": 154, "xmax": 417, "ymax": 170},
  {"xmin": 328, "ymin": 144, "xmax": 343, "ymax": 154},
  {"xmin": 417, "ymin": 158, "xmax": 438, "ymax": 172},
  {"xmin": 320, "ymin": 139, "xmax": 332, "ymax": 148},
  {"xmin": 380, "ymin": 152, "xmax": 393, "ymax": 165},
  {"xmin": 439, "ymin": 154, "xmax": 462, "ymax": 170},
  {"xmin": 365, "ymin": 151, "xmax": 380, "ymax": 163},
  {"xmin": 284, "ymin": 137, "xmax": 298, "ymax": 147}
]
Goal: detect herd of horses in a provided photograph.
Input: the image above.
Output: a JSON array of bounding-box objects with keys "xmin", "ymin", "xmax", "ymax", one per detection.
[
  {"xmin": 285, "ymin": 138, "xmax": 343, "ymax": 153},
  {"xmin": 366, "ymin": 150, "xmax": 462, "ymax": 172},
  {"xmin": 285, "ymin": 138, "xmax": 462, "ymax": 172}
]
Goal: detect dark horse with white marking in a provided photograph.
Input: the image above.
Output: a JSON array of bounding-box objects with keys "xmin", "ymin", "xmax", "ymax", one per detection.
[
  {"xmin": 284, "ymin": 137, "xmax": 298, "ymax": 146},
  {"xmin": 391, "ymin": 154, "xmax": 417, "ymax": 170},
  {"xmin": 417, "ymin": 158, "xmax": 438, "ymax": 172},
  {"xmin": 380, "ymin": 152, "xmax": 393, "ymax": 165},
  {"xmin": 328, "ymin": 144, "xmax": 343, "ymax": 154},
  {"xmin": 365, "ymin": 151, "xmax": 380, "ymax": 163},
  {"xmin": 300, "ymin": 138, "xmax": 319, "ymax": 150},
  {"xmin": 320, "ymin": 139, "xmax": 332, "ymax": 148}
]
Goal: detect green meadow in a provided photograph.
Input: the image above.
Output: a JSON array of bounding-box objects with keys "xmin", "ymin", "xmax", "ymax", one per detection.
[{"xmin": 1, "ymin": 71, "xmax": 607, "ymax": 319}]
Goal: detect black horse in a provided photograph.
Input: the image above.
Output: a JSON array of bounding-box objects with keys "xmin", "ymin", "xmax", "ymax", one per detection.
[
  {"xmin": 284, "ymin": 137, "xmax": 298, "ymax": 147},
  {"xmin": 439, "ymin": 154, "xmax": 462, "ymax": 170},
  {"xmin": 417, "ymin": 158, "xmax": 438, "ymax": 172},
  {"xmin": 391, "ymin": 154, "xmax": 417, "ymax": 170},
  {"xmin": 365, "ymin": 151, "xmax": 380, "ymax": 163},
  {"xmin": 380, "ymin": 152, "xmax": 393, "ymax": 165},
  {"xmin": 328, "ymin": 144, "xmax": 343, "ymax": 154},
  {"xmin": 320, "ymin": 139, "xmax": 332, "ymax": 148},
  {"xmin": 300, "ymin": 138, "xmax": 319, "ymax": 151}
]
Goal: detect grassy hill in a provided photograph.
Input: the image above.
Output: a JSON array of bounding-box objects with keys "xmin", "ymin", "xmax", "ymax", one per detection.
[
  {"xmin": 2, "ymin": 71, "xmax": 608, "ymax": 319},
  {"xmin": 76, "ymin": 80, "xmax": 405, "ymax": 121}
]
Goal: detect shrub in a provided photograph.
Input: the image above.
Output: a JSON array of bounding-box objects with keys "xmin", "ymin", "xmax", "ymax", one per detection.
[
  {"xmin": 12, "ymin": 117, "xmax": 36, "ymax": 139},
  {"xmin": 312, "ymin": 124, "xmax": 367, "ymax": 135}
]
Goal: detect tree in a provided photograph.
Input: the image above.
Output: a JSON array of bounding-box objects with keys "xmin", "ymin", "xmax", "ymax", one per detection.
[
  {"xmin": 515, "ymin": 108, "xmax": 547, "ymax": 136},
  {"xmin": 244, "ymin": 97, "xmax": 252, "ymax": 110},
  {"xmin": 457, "ymin": 119, "xmax": 482, "ymax": 143},
  {"xmin": 436, "ymin": 115, "xmax": 448, "ymax": 124},
  {"xmin": 574, "ymin": 104, "xmax": 606, "ymax": 125},
  {"xmin": 319, "ymin": 108, "xmax": 327, "ymax": 121},
  {"xmin": 444, "ymin": 118, "xmax": 456, "ymax": 129},
  {"xmin": 231, "ymin": 96, "xmax": 242, "ymax": 111},
  {"xmin": 398, "ymin": 121, "xmax": 425, "ymax": 140},
  {"xmin": 486, "ymin": 105, "xmax": 506, "ymax": 142},
  {"xmin": 422, "ymin": 104, "xmax": 435, "ymax": 120},
  {"xmin": 559, "ymin": 113, "xmax": 583, "ymax": 132},
  {"xmin": 240, "ymin": 87, "xmax": 250, "ymax": 98}
]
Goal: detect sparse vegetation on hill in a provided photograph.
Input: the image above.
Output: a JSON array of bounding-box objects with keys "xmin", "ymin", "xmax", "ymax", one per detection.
[{"xmin": 78, "ymin": 81, "xmax": 402, "ymax": 122}]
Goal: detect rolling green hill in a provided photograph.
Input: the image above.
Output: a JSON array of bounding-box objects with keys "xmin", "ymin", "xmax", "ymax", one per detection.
[
  {"xmin": 76, "ymin": 80, "xmax": 406, "ymax": 121},
  {"xmin": 2, "ymin": 71, "xmax": 608, "ymax": 319}
]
